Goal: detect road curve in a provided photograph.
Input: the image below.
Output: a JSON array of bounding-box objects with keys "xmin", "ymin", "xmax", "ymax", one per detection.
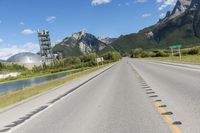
[{"xmin": 9, "ymin": 58, "xmax": 171, "ymax": 133}]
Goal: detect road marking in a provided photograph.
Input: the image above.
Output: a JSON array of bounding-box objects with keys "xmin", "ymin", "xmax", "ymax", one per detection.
[
  {"xmin": 3, "ymin": 65, "xmax": 115, "ymax": 133},
  {"xmin": 128, "ymin": 60, "xmax": 182, "ymax": 133},
  {"xmin": 154, "ymin": 101, "xmax": 182, "ymax": 133}
]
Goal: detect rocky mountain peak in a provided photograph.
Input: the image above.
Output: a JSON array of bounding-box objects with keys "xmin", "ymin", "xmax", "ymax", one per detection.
[
  {"xmin": 190, "ymin": 0, "xmax": 200, "ymax": 9},
  {"xmin": 53, "ymin": 31, "xmax": 107, "ymax": 56},
  {"xmin": 158, "ymin": 0, "xmax": 192, "ymax": 23},
  {"xmin": 72, "ymin": 31, "xmax": 88, "ymax": 40},
  {"xmin": 171, "ymin": 0, "xmax": 191, "ymax": 17}
]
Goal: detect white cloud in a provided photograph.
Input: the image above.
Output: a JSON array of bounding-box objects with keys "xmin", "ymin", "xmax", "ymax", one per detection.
[
  {"xmin": 0, "ymin": 38, "xmax": 3, "ymax": 43},
  {"xmin": 0, "ymin": 46, "xmax": 26, "ymax": 60},
  {"xmin": 22, "ymin": 42, "xmax": 39, "ymax": 52},
  {"xmin": 21, "ymin": 29, "xmax": 36, "ymax": 35},
  {"xmin": 52, "ymin": 39, "xmax": 62, "ymax": 47},
  {"xmin": 91, "ymin": 0, "xmax": 112, "ymax": 6},
  {"xmin": 20, "ymin": 21, "xmax": 25, "ymax": 25},
  {"xmin": 134, "ymin": 0, "xmax": 148, "ymax": 3},
  {"xmin": 160, "ymin": 13, "xmax": 166, "ymax": 18},
  {"xmin": 46, "ymin": 16, "xmax": 56, "ymax": 23},
  {"xmin": 0, "ymin": 42, "xmax": 39, "ymax": 60},
  {"xmin": 81, "ymin": 28, "xmax": 88, "ymax": 32},
  {"xmin": 142, "ymin": 13, "xmax": 152, "ymax": 17},
  {"xmin": 157, "ymin": 0, "xmax": 176, "ymax": 10}
]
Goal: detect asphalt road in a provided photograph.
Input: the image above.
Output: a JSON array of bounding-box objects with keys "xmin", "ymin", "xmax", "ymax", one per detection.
[
  {"xmin": 130, "ymin": 59, "xmax": 200, "ymax": 133},
  {"xmin": 9, "ymin": 58, "xmax": 172, "ymax": 133},
  {"xmin": 7, "ymin": 58, "xmax": 200, "ymax": 133}
]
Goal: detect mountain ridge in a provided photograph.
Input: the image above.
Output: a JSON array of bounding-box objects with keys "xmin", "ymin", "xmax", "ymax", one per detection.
[
  {"xmin": 53, "ymin": 31, "xmax": 116, "ymax": 56},
  {"xmin": 110, "ymin": 0, "xmax": 200, "ymax": 54}
]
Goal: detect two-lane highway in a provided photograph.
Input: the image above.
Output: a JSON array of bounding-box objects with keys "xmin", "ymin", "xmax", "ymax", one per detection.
[
  {"xmin": 9, "ymin": 59, "xmax": 171, "ymax": 133},
  {"xmin": 3, "ymin": 58, "xmax": 200, "ymax": 133}
]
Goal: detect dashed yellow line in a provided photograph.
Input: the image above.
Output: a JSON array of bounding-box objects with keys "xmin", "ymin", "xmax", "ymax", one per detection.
[{"xmin": 154, "ymin": 101, "xmax": 182, "ymax": 133}]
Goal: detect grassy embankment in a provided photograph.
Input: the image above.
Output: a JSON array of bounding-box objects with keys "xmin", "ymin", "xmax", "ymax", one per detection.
[
  {"xmin": 0, "ymin": 64, "xmax": 111, "ymax": 109},
  {"xmin": 145, "ymin": 55, "xmax": 200, "ymax": 64},
  {"xmin": 130, "ymin": 46, "xmax": 200, "ymax": 64},
  {"xmin": 0, "ymin": 68, "xmax": 83, "ymax": 85}
]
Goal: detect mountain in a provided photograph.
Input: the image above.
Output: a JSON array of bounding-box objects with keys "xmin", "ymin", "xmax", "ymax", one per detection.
[
  {"xmin": 97, "ymin": 37, "xmax": 117, "ymax": 44},
  {"xmin": 0, "ymin": 59, "xmax": 5, "ymax": 62},
  {"xmin": 53, "ymin": 31, "xmax": 114, "ymax": 56},
  {"xmin": 111, "ymin": 0, "xmax": 200, "ymax": 54},
  {"xmin": 159, "ymin": 0, "xmax": 191, "ymax": 23}
]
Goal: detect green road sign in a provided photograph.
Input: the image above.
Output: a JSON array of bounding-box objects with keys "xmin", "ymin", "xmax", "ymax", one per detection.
[
  {"xmin": 169, "ymin": 44, "xmax": 182, "ymax": 60},
  {"xmin": 169, "ymin": 44, "xmax": 182, "ymax": 49}
]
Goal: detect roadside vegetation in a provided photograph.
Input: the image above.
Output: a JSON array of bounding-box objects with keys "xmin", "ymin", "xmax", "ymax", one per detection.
[
  {"xmin": 0, "ymin": 62, "xmax": 27, "ymax": 74},
  {"xmin": 130, "ymin": 47, "xmax": 200, "ymax": 64},
  {"xmin": 0, "ymin": 52, "xmax": 122, "ymax": 84},
  {"xmin": 0, "ymin": 64, "xmax": 111, "ymax": 109},
  {"xmin": 0, "ymin": 51, "xmax": 122, "ymax": 109}
]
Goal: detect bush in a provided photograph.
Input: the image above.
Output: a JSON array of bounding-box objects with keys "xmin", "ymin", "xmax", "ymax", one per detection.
[
  {"xmin": 148, "ymin": 52, "xmax": 157, "ymax": 57},
  {"xmin": 0, "ymin": 62, "xmax": 27, "ymax": 73},
  {"xmin": 141, "ymin": 51, "xmax": 149, "ymax": 58},
  {"xmin": 103, "ymin": 52, "xmax": 122, "ymax": 61},
  {"xmin": 154, "ymin": 50, "xmax": 169, "ymax": 57},
  {"xmin": 131, "ymin": 48, "xmax": 143, "ymax": 58},
  {"xmin": 188, "ymin": 48, "xmax": 199, "ymax": 55},
  {"xmin": 181, "ymin": 49, "xmax": 189, "ymax": 56}
]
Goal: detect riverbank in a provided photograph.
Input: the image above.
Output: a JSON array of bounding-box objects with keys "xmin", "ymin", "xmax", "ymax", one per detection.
[
  {"xmin": 0, "ymin": 72, "xmax": 19, "ymax": 80},
  {"xmin": 0, "ymin": 68, "xmax": 84, "ymax": 85},
  {"xmin": 144, "ymin": 55, "xmax": 200, "ymax": 64},
  {"xmin": 0, "ymin": 64, "xmax": 112, "ymax": 109}
]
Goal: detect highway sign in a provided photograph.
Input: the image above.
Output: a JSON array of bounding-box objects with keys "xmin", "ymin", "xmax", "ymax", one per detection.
[
  {"xmin": 96, "ymin": 57, "xmax": 104, "ymax": 66},
  {"xmin": 169, "ymin": 44, "xmax": 182, "ymax": 60},
  {"xmin": 169, "ymin": 44, "xmax": 182, "ymax": 49}
]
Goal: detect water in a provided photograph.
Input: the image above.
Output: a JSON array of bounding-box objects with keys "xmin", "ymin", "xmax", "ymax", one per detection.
[{"xmin": 0, "ymin": 71, "xmax": 78, "ymax": 94}]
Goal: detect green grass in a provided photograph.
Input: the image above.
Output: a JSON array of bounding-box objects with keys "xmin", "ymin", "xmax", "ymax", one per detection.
[
  {"xmin": 0, "ymin": 64, "xmax": 110, "ymax": 109},
  {"xmin": 0, "ymin": 68, "xmax": 85, "ymax": 85},
  {"xmin": 145, "ymin": 55, "xmax": 200, "ymax": 64}
]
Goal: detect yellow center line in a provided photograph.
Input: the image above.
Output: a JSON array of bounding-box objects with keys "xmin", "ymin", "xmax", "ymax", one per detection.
[{"xmin": 154, "ymin": 101, "xmax": 182, "ymax": 133}]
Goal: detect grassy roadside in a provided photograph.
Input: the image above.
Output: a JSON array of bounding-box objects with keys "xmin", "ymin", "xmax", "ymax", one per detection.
[
  {"xmin": 0, "ymin": 68, "xmax": 85, "ymax": 85},
  {"xmin": 144, "ymin": 55, "xmax": 200, "ymax": 64},
  {"xmin": 0, "ymin": 64, "xmax": 111, "ymax": 109}
]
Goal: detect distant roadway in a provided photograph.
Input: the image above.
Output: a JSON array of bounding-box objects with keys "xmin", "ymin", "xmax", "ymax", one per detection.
[{"xmin": 1, "ymin": 58, "xmax": 200, "ymax": 133}]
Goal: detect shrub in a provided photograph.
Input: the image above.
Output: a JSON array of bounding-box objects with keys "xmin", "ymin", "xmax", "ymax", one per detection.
[
  {"xmin": 103, "ymin": 52, "xmax": 122, "ymax": 61},
  {"xmin": 148, "ymin": 52, "xmax": 157, "ymax": 57},
  {"xmin": 131, "ymin": 48, "xmax": 143, "ymax": 58},
  {"xmin": 188, "ymin": 48, "xmax": 199, "ymax": 55},
  {"xmin": 155, "ymin": 50, "xmax": 169, "ymax": 57},
  {"xmin": 141, "ymin": 51, "xmax": 149, "ymax": 58}
]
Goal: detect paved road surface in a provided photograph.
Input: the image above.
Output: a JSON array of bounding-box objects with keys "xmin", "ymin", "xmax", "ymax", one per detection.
[
  {"xmin": 129, "ymin": 59, "xmax": 200, "ymax": 133},
  {"xmin": 8, "ymin": 59, "xmax": 171, "ymax": 133},
  {"xmin": 3, "ymin": 58, "xmax": 200, "ymax": 133}
]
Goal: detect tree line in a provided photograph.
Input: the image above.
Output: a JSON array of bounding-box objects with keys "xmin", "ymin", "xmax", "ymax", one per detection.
[
  {"xmin": 0, "ymin": 62, "xmax": 27, "ymax": 73},
  {"xmin": 130, "ymin": 47, "xmax": 200, "ymax": 58},
  {"xmin": 32, "ymin": 52, "xmax": 122, "ymax": 73}
]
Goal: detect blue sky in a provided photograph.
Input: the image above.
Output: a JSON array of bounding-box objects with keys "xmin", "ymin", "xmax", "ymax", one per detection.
[{"xmin": 0, "ymin": 0, "xmax": 177, "ymax": 59}]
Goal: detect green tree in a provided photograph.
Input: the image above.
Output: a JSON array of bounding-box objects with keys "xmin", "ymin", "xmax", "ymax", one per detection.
[
  {"xmin": 103, "ymin": 52, "xmax": 122, "ymax": 61},
  {"xmin": 131, "ymin": 48, "xmax": 143, "ymax": 58}
]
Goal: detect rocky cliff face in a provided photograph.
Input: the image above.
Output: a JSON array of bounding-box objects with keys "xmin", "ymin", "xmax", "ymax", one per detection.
[
  {"xmin": 171, "ymin": 0, "xmax": 191, "ymax": 17},
  {"xmin": 53, "ymin": 31, "xmax": 108, "ymax": 56},
  {"xmin": 190, "ymin": 0, "xmax": 200, "ymax": 9},
  {"xmin": 154, "ymin": 0, "xmax": 200, "ymax": 41},
  {"xmin": 160, "ymin": 0, "xmax": 192, "ymax": 22}
]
